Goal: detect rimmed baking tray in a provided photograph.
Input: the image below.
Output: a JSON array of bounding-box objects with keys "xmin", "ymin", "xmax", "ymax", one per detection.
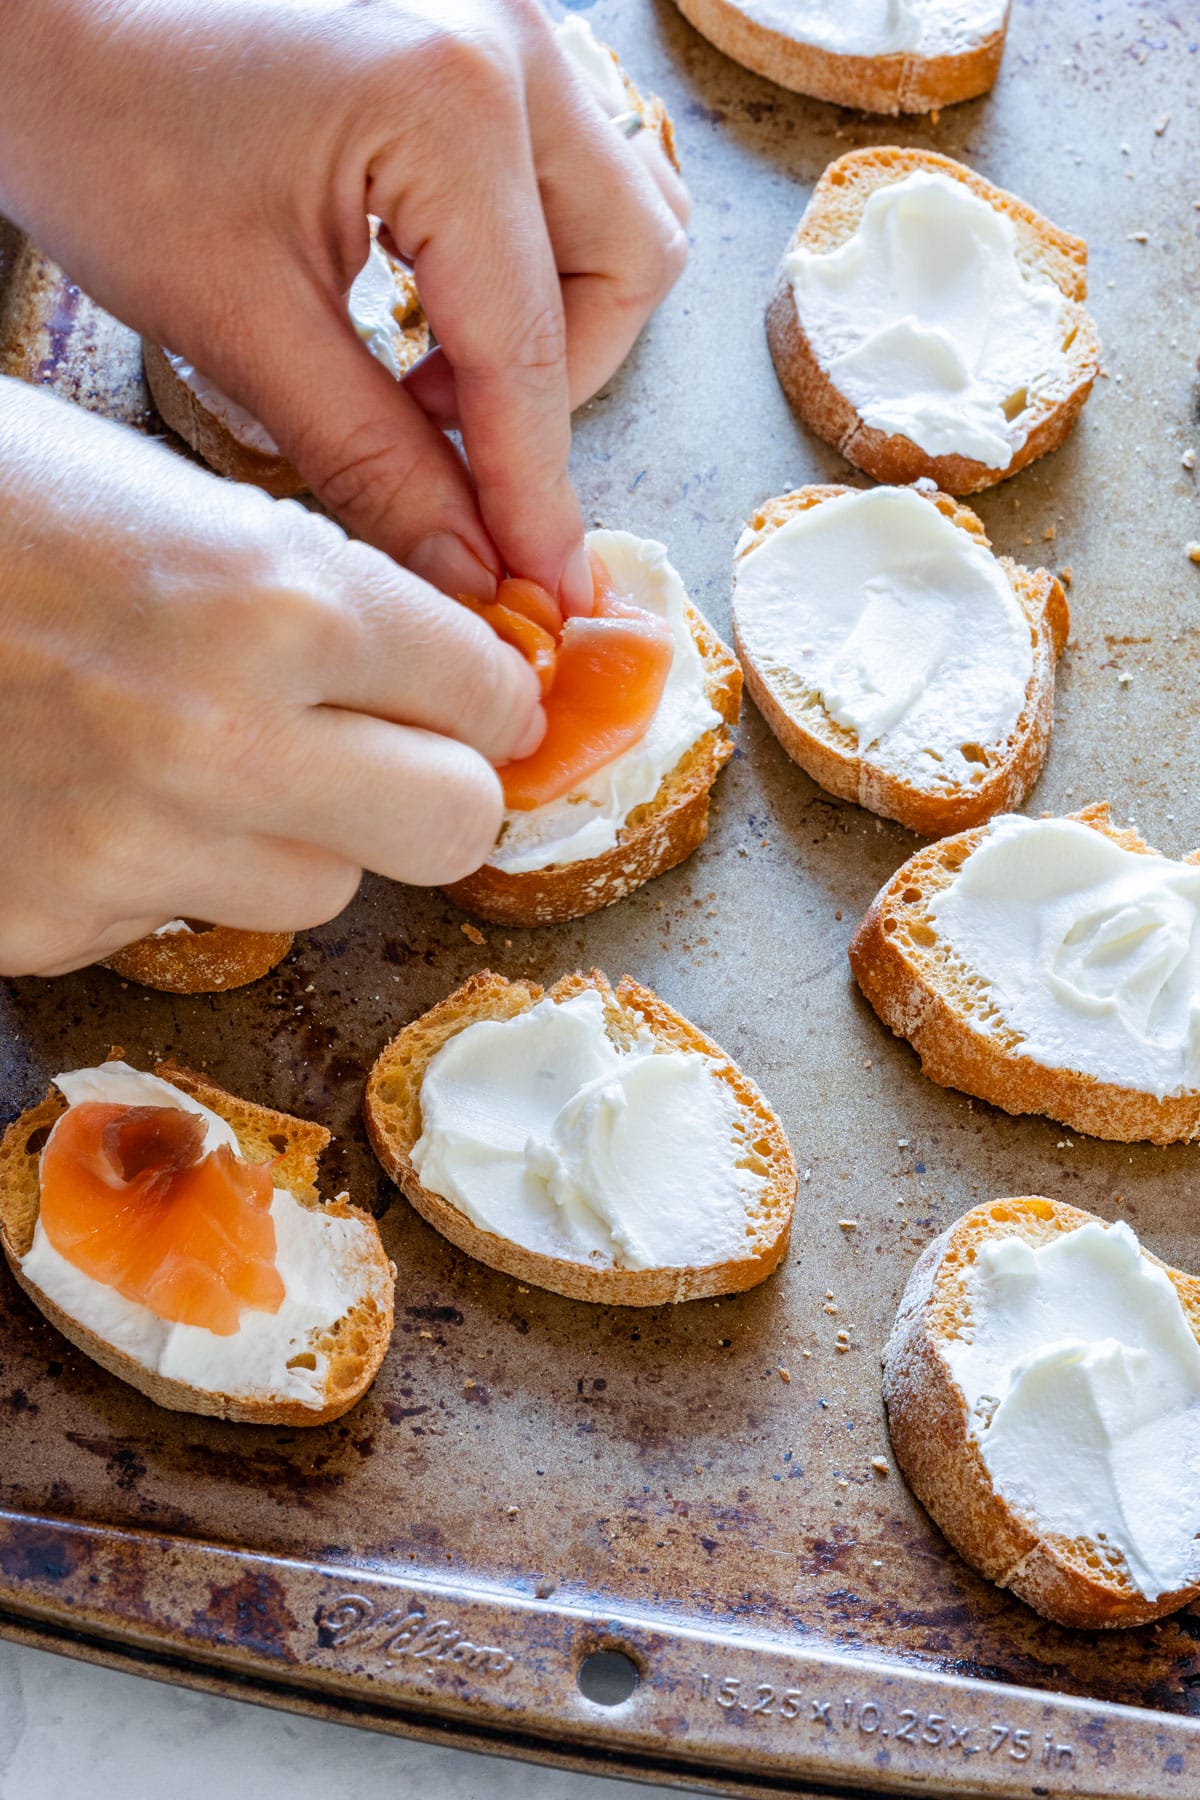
[{"xmin": 2, "ymin": 2, "xmax": 1199, "ymax": 1793}]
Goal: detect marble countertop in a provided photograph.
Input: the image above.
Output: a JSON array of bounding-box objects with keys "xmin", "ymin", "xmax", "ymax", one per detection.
[{"xmin": 0, "ymin": 1639, "xmax": 715, "ymax": 1799}]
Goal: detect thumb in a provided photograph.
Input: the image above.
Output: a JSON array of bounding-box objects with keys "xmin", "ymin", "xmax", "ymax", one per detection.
[{"xmin": 202, "ymin": 270, "xmax": 502, "ymax": 599}]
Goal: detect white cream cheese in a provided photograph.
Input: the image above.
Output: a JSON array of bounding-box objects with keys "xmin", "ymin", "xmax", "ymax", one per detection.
[
  {"xmin": 784, "ymin": 172, "xmax": 1071, "ymax": 468},
  {"xmin": 554, "ymin": 14, "xmax": 630, "ymax": 112},
  {"xmin": 151, "ymin": 920, "xmax": 192, "ymax": 937},
  {"xmin": 489, "ymin": 529, "xmax": 721, "ymax": 874},
  {"xmin": 725, "ymin": 0, "xmax": 1005, "ymax": 57},
  {"xmin": 412, "ymin": 990, "xmax": 765, "ymax": 1271},
  {"xmin": 165, "ymin": 221, "xmax": 418, "ymax": 455},
  {"xmin": 931, "ymin": 816, "xmax": 1200, "ymax": 1100},
  {"xmin": 733, "ymin": 486, "xmax": 1031, "ymax": 788},
  {"xmin": 945, "ymin": 1219, "xmax": 1200, "ymax": 1600},
  {"xmin": 24, "ymin": 1063, "xmax": 378, "ymax": 1408}
]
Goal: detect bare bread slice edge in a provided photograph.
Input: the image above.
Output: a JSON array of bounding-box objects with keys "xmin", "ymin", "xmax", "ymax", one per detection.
[
  {"xmin": 766, "ymin": 148, "xmax": 1100, "ymax": 494},
  {"xmin": 733, "ymin": 483, "xmax": 1069, "ymax": 836},
  {"xmin": 364, "ymin": 969, "xmax": 796, "ymax": 1305},
  {"xmin": 0, "ymin": 1062, "xmax": 395, "ymax": 1425},
  {"xmin": 674, "ymin": 0, "xmax": 1009, "ymax": 113},
  {"xmin": 849, "ymin": 804, "xmax": 1200, "ymax": 1143},
  {"xmin": 442, "ymin": 603, "xmax": 742, "ymax": 927},
  {"xmin": 884, "ymin": 1196, "xmax": 1200, "ymax": 1628},
  {"xmin": 102, "ymin": 925, "xmax": 294, "ymax": 994}
]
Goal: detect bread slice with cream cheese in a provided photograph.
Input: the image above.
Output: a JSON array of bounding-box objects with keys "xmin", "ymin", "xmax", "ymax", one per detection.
[
  {"xmin": 102, "ymin": 923, "xmax": 293, "ymax": 993},
  {"xmin": 364, "ymin": 969, "xmax": 796, "ymax": 1305},
  {"xmin": 767, "ymin": 148, "xmax": 1100, "ymax": 495},
  {"xmin": 0, "ymin": 1059, "xmax": 394, "ymax": 1424},
  {"xmin": 443, "ymin": 529, "xmax": 742, "ymax": 927},
  {"xmin": 850, "ymin": 804, "xmax": 1200, "ymax": 1142},
  {"xmin": 885, "ymin": 1196, "xmax": 1200, "ymax": 1628},
  {"xmin": 673, "ymin": 0, "xmax": 1010, "ymax": 114},
  {"xmin": 732, "ymin": 483, "xmax": 1068, "ymax": 836}
]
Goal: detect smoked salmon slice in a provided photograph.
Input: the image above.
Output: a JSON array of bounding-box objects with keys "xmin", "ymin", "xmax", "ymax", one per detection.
[
  {"xmin": 39, "ymin": 1102, "xmax": 284, "ymax": 1336},
  {"xmin": 460, "ymin": 556, "xmax": 673, "ymax": 811}
]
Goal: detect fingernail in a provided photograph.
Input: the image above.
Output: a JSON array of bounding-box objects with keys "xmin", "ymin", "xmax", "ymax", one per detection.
[
  {"xmin": 560, "ymin": 541, "xmax": 595, "ymax": 617},
  {"xmin": 409, "ymin": 533, "xmax": 498, "ymax": 600},
  {"xmin": 510, "ymin": 704, "xmax": 547, "ymax": 762}
]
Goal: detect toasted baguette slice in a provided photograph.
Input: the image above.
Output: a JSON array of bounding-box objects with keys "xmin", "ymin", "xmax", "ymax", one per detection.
[
  {"xmin": 884, "ymin": 1197, "xmax": 1200, "ymax": 1628},
  {"xmin": 364, "ymin": 969, "xmax": 796, "ymax": 1305},
  {"xmin": 0, "ymin": 1061, "xmax": 395, "ymax": 1425},
  {"xmin": 733, "ymin": 484, "xmax": 1069, "ymax": 836},
  {"xmin": 850, "ymin": 803, "xmax": 1200, "ymax": 1143},
  {"xmin": 767, "ymin": 148, "xmax": 1100, "ymax": 494},
  {"xmin": 102, "ymin": 924, "xmax": 293, "ymax": 993},
  {"xmin": 673, "ymin": 0, "xmax": 1009, "ymax": 113},
  {"xmin": 443, "ymin": 602, "xmax": 741, "ymax": 927},
  {"xmin": 142, "ymin": 250, "xmax": 427, "ymax": 496}
]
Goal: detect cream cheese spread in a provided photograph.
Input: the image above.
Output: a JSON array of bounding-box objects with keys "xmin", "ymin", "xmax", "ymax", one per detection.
[
  {"xmin": 488, "ymin": 529, "xmax": 721, "ymax": 875},
  {"xmin": 732, "ymin": 486, "xmax": 1031, "ymax": 788},
  {"xmin": 726, "ymin": 0, "xmax": 1005, "ymax": 56},
  {"xmin": 554, "ymin": 14, "xmax": 630, "ymax": 112},
  {"xmin": 931, "ymin": 816, "xmax": 1200, "ymax": 1100},
  {"xmin": 167, "ymin": 222, "xmax": 417, "ymax": 455},
  {"xmin": 945, "ymin": 1219, "xmax": 1200, "ymax": 1600},
  {"xmin": 784, "ymin": 171, "xmax": 1071, "ymax": 468},
  {"xmin": 412, "ymin": 990, "xmax": 766, "ymax": 1271},
  {"xmin": 24, "ymin": 1063, "xmax": 379, "ymax": 1408}
]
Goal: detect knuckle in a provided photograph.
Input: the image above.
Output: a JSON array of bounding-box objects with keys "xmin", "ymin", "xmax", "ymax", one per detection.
[{"xmin": 311, "ymin": 420, "xmax": 418, "ymax": 539}]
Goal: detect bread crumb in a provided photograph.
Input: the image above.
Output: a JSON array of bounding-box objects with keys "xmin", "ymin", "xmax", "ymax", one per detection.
[
  {"xmin": 838, "ymin": 1219, "xmax": 858, "ymax": 1231},
  {"xmin": 802, "ymin": 1349, "xmax": 811, "ymax": 1359},
  {"xmin": 506, "ymin": 1505, "xmax": 520, "ymax": 1516},
  {"xmin": 803, "ymin": 1168, "xmax": 812, "ymax": 1183},
  {"xmin": 824, "ymin": 1302, "xmax": 839, "ymax": 1315},
  {"xmin": 836, "ymin": 1477, "xmax": 849, "ymax": 1488},
  {"xmin": 897, "ymin": 1138, "xmax": 909, "ymax": 1148},
  {"xmin": 464, "ymin": 1379, "xmax": 475, "ymax": 1390},
  {"xmin": 461, "ymin": 922, "xmax": 486, "ymax": 946},
  {"xmin": 1056, "ymin": 1139, "xmax": 1074, "ymax": 1149},
  {"xmin": 1117, "ymin": 671, "xmax": 1133, "ymax": 686},
  {"xmin": 1058, "ymin": 566, "xmax": 1073, "ymax": 587},
  {"xmin": 1187, "ymin": 543, "xmax": 1200, "ymax": 564},
  {"xmin": 1155, "ymin": 112, "xmax": 1170, "ymax": 134},
  {"xmin": 419, "ymin": 1329, "xmax": 433, "ymax": 1339},
  {"xmin": 778, "ymin": 1366, "xmax": 791, "ymax": 1383},
  {"xmin": 863, "ymin": 1059, "xmax": 872, "ymax": 1070},
  {"xmin": 871, "ymin": 1457, "xmax": 889, "ymax": 1476},
  {"xmin": 1042, "ymin": 524, "xmax": 1057, "ymax": 540},
  {"xmin": 1182, "ymin": 448, "xmax": 1196, "ymax": 471},
  {"xmin": 1127, "ymin": 231, "xmax": 1149, "ymax": 243}
]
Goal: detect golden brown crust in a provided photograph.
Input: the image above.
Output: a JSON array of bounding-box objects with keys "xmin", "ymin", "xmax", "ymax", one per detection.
[
  {"xmin": 101, "ymin": 925, "xmax": 294, "ymax": 994},
  {"xmin": 443, "ymin": 602, "xmax": 741, "ymax": 927},
  {"xmin": 849, "ymin": 803, "xmax": 1200, "ymax": 1143},
  {"xmin": 142, "ymin": 339, "xmax": 305, "ymax": 497},
  {"xmin": 0, "ymin": 1063, "xmax": 395, "ymax": 1425},
  {"xmin": 733, "ymin": 483, "xmax": 1070, "ymax": 836},
  {"xmin": 364, "ymin": 969, "xmax": 796, "ymax": 1305},
  {"xmin": 766, "ymin": 148, "xmax": 1100, "ymax": 495},
  {"xmin": 884, "ymin": 1197, "xmax": 1200, "ymax": 1627},
  {"xmin": 674, "ymin": 0, "xmax": 1009, "ymax": 112}
]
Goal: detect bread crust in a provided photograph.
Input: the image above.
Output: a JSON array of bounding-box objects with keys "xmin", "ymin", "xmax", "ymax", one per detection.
[
  {"xmin": 0, "ymin": 1062, "xmax": 394, "ymax": 1425},
  {"xmin": 443, "ymin": 601, "xmax": 742, "ymax": 926},
  {"xmin": 102, "ymin": 925, "xmax": 293, "ymax": 994},
  {"xmin": 364, "ymin": 969, "xmax": 797, "ymax": 1305},
  {"xmin": 884, "ymin": 1196, "xmax": 1200, "ymax": 1627},
  {"xmin": 766, "ymin": 148, "xmax": 1100, "ymax": 494},
  {"xmin": 733, "ymin": 484, "xmax": 1069, "ymax": 836},
  {"xmin": 674, "ymin": 0, "xmax": 1009, "ymax": 112},
  {"xmin": 849, "ymin": 803, "xmax": 1200, "ymax": 1143}
]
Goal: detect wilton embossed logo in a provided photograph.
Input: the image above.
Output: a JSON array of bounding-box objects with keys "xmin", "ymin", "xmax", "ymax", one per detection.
[{"xmin": 315, "ymin": 1593, "xmax": 515, "ymax": 1677}]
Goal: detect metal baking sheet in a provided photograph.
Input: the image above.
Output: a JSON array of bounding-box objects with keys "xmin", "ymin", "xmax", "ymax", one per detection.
[{"xmin": 2, "ymin": 1, "xmax": 1199, "ymax": 1793}]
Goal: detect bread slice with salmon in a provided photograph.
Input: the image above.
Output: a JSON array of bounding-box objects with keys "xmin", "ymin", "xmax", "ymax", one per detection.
[
  {"xmin": 672, "ymin": 0, "xmax": 1010, "ymax": 114},
  {"xmin": 102, "ymin": 923, "xmax": 293, "ymax": 993},
  {"xmin": 365, "ymin": 969, "xmax": 797, "ymax": 1305},
  {"xmin": 732, "ymin": 483, "xmax": 1069, "ymax": 836},
  {"xmin": 444, "ymin": 530, "xmax": 741, "ymax": 926},
  {"xmin": 0, "ymin": 1058, "xmax": 394, "ymax": 1424},
  {"xmin": 767, "ymin": 148, "xmax": 1100, "ymax": 495}
]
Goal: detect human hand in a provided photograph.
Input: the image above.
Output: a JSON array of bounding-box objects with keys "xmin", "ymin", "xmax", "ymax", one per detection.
[
  {"xmin": 0, "ymin": 380, "xmax": 542, "ymax": 976},
  {"xmin": 0, "ymin": 0, "xmax": 689, "ymax": 612}
]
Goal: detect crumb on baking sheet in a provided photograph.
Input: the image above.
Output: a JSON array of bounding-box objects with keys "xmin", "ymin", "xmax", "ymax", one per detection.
[
  {"xmin": 1182, "ymin": 448, "xmax": 1197, "ymax": 471},
  {"xmin": 838, "ymin": 1219, "xmax": 858, "ymax": 1231},
  {"xmin": 461, "ymin": 922, "xmax": 486, "ymax": 946},
  {"xmin": 778, "ymin": 1366, "xmax": 791, "ymax": 1383},
  {"xmin": 1058, "ymin": 566, "xmax": 1073, "ymax": 587},
  {"xmin": 871, "ymin": 1457, "xmax": 889, "ymax": 1476},
  {"xmin": 1188, "ymin": 543, "xmax": 1200, "ymax": 564}
]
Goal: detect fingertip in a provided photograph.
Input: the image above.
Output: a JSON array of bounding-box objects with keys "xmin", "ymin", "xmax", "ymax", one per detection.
[
  {"xmin": 409, "ymin": 532, "xmax": 501, "ymax": 600},
  {"xmin": 507, "ymin": 702, "xmax": 547, "ymax": 763},
  {"xmin": 559, "ymin": 540, "xmax": 596, "ymax": 617}
]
